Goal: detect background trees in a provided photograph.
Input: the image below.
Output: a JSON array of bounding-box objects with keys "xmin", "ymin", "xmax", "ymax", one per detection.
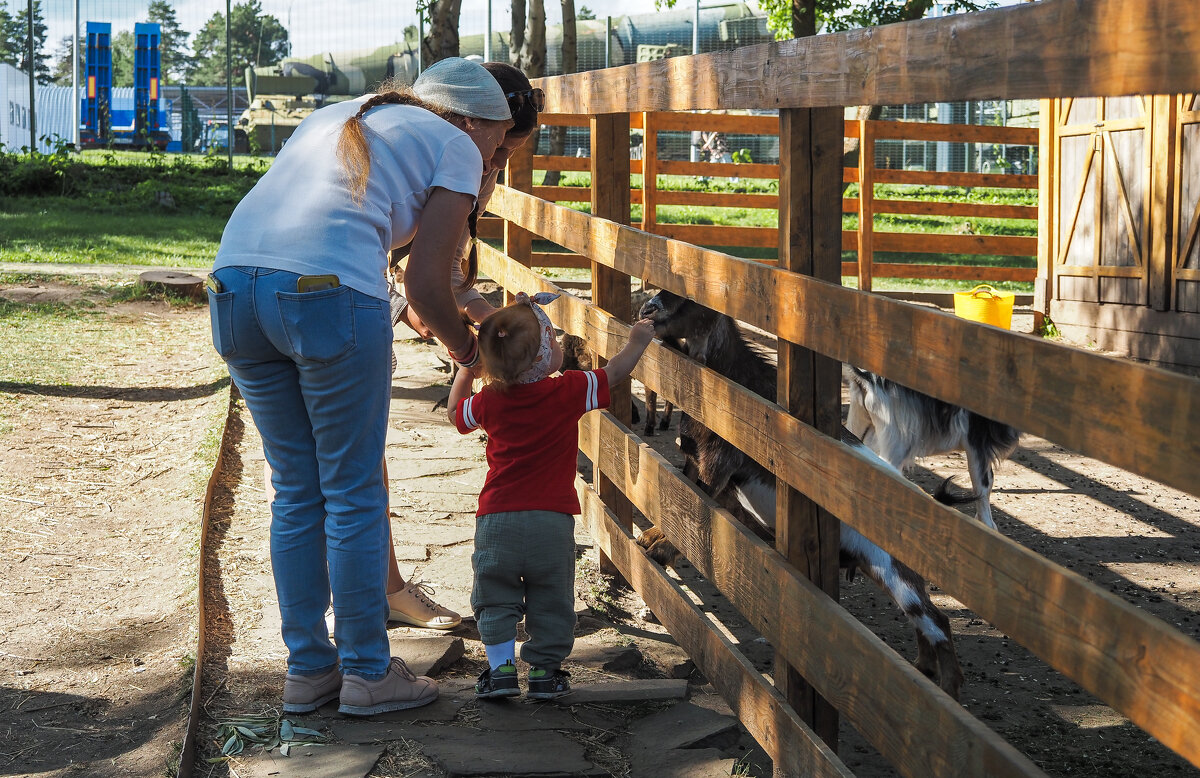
[{"xmin": 189, "ymin": 0, "xmax": 288, "ymax": 85}]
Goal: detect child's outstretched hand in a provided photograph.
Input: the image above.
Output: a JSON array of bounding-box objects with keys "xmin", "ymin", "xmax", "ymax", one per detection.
[{"xmin": 629, "ymin": 318, "xmax": 656, "ymax": 348}]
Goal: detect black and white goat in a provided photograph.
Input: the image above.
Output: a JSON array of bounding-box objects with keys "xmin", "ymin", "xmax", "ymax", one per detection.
[
  {"xmin": 843, "ymin": 366, "xmax": 1019, "ymax": 530},
  {"xmin": 637, "ymin": 289, "xmax": 964, "ymax": 699}
]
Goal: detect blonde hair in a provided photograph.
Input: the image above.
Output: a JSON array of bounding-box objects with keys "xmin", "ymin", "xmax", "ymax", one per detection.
[{"xmin": 477, "ymin": 303, "xmax": 540, "ymax": 389}]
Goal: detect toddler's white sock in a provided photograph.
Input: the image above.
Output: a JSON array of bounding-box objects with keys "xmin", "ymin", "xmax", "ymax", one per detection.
[{"xmin": 484, "ymin": 639, "xmax": 516, "ymax": 671}]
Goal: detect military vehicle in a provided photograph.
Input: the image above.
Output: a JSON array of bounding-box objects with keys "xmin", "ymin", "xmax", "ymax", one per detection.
[{"xmin": 236, "ymin": 3, "xmax": 772, "ymax": 154}]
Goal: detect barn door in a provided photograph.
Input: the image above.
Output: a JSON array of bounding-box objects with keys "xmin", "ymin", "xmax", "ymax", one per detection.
[
  {"xmin": 1174, "ymin": 94, "xmax": 1200, "ymax": 313},
  {"xmin": 1053, "ymin": 96, "xmax": 1152, "ymax": 305}
]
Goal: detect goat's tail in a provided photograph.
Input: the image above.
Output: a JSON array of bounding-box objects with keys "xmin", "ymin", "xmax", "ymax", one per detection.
[
  {"xmin": 967, "ymin": 416, "xmax": 1022, "ymax": 469},
  {"xmin": 933, "ymin": 477, "xmax": 978, "ymax": 506}
]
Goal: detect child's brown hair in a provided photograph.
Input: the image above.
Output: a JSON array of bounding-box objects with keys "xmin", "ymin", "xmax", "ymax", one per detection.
[{"xmin": 477, "ymin": 303, "xmax": 541, "ymax": 389}]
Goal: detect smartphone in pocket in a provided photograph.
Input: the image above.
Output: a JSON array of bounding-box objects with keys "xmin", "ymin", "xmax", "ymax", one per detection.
[{"xmin": 297, "ymin": 274, "xmax": 340, "ymax": 293}]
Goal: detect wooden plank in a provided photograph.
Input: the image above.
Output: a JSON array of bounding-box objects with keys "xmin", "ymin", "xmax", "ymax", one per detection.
[
  {"xmin": 575, "ymin": 483, "xmax": 855, "ymax": 778},
  {"xmin": 652, "ymin": 223, "xmax": 779, "ymax": 248},
  {"xmin": 868, "ymin": 120, "xmax": 1038, "ymax": 145},
  {"xmin": 657, "ymin": 159, "xmax": 779, "ymax": 179},
  {"xmin": 873, "ymin": 231, "xmax": 1038, "ymax": 257},
  {"xmin": 532, "ymin": 185, "xmax": 592, "ymax": 202},
  {"xmin": 532, "ymin": 252, "xmax": 588, "ymax": 269},
  {"xmin": 589, "ymin": 113, "xmax": 634, "ymax": 577},
  {"xmin": 535, "ymin": 0, "xmax": 1200, "ymax": 113},
  {"xmin": 870, "ymin": 198, "xmax": 1038, "ymax": 221},
  {"xmin": 503, "ymin": 139, "xmax": 534, "ymax": 279},
  {"xmin": 484, "ymin": 186, "xmax": 1200, "ymax": 499},
  {"xmin": 840, "ymin": 262, "xmax": 1036, "ymax": 283},
  {"xmin": 577, "ymin": 412, "xmax": 1045, "ymax": 778},
  {"xmin": 857, "ymin": 118, "xmax": 875, "ymax": 291},
  {"xmin": 642, "ymin": 111, "xmax": 659, "ymax": 234},
  {"xmin": 1149, "ymin": 94, "xmax": 1176, "ymax": 311},
  {"xmin": 535, "ymin": 155, "xmax": 591, "ymax": 172},
  {"xmin": 1036, "ymin": 99, "xmax": 1055, "ymax": 315},
  {"xmin": 874, "ymin": 168, "xmax": 1039, "ymax": 189},
  {"xmin": 653, "ymin": 190, "xmax": 780, "ymax": 209},
  {"xmin": 776, "ymin": 105, "xmax": 844, "ymax": 745},
  {"xmin": 1056, "ymin": 264, "xmax": 1144, "ymax": 278},
  {"xmin": 645, "ymin": 111, "xmax": 781, "ymax": 134}
]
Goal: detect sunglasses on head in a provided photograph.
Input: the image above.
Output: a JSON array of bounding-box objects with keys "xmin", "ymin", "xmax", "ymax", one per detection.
[{"xmin": 505, "ymin": 88, "xmax": 545, "ymax": 115}]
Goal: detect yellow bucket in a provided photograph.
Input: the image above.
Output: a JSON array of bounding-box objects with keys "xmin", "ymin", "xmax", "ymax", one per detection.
[{"xmin": 953, "ymin": 284, "xmax": 1014, "ymax": 329}]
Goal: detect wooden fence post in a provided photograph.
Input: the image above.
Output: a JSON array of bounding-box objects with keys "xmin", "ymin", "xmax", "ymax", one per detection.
[
  {"xmin": 857, "ymin": 119, "xmax": 875, "ymax": 292},
  {"xmin": 1149, "ymin": 94, "xmax": 1176, "ymax": 312},
  {"xmin": 505, "ymin": 135, "xmax": 535, "ymax": 304},
  {"xmin": 590, "ymin": 112, "xmax": 634, "ymax": 575},
  {"xmin": 641, "ymin": 111, "xmax": 658, "ymax": 233},
  {"xmin": 776, "ymin": 106, "xmax": 844, "ymax": 750},
  {"xmin": 1036, "ymin": 98, "xmax": 1055, "ymax": 328}
]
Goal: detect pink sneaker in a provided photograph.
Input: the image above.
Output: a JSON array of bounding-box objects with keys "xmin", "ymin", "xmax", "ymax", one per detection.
[
  {"xmin": 282, "ymin": 666, "xmax": 342, "ymax": 713},
  {"xmin": 338, "ymin": 658, "xmax": 438, "ymax": 716}
]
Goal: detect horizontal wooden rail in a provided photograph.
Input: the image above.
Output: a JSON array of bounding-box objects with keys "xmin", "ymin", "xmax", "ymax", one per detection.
[
  {"xmin": 536, "ymin": 0, "xmax": 1200, "ymax": 113},
  {"xmin": 868, "ymin": 120, "xmax": 1038, "ymax": 145},
  {"xmin": 576, "ymin": 483, "xmax": 854, "ymax": 778},
  {"xmin": 480, "ymin": 244, "xmax": 1200, "ymax": 771},
  {"xmin": 868, "ymin": 198, "xmax": 1038, "ymax": 220},
  {"xmin": 874, "ymin": 169, "xmax": 1038, "ymax": 189},
  {"xmin": 485, "ymin": 186, "xmax": 1200, "ymax": 500},
  {"xmin": 841, "ymin": 263, "xmax": 1036, "ymax": 282},
  {"xmin": 483, "ymin": 247, "xmax": 1042, "ymax": 776}
]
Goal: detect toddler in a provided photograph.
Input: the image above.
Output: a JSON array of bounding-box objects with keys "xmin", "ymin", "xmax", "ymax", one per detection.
[{"xmin": 449, "ymin": 292, "xmax": 655, "ymax": 699}]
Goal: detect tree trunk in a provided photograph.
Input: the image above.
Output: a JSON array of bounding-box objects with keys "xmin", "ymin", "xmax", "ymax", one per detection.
[
  {"xmin": 543, "ymin": 0, "xmax": 577, "ymax": 186},
  {"xmin": 521, "ymin": 0, "xmax": 547, "ymax": 77},
  {"xmin": 422, "ymin": 0, "xmax": 463, "ymax": 67},
  {"xmin": 510, "ymin": 0, "xmax": 527, "ymax": 69}
]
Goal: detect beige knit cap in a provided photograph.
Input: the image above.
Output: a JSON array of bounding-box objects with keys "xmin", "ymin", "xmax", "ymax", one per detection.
[{"xmin": 412, "ymin": 57, "xmax": 511, "ymax": 121}]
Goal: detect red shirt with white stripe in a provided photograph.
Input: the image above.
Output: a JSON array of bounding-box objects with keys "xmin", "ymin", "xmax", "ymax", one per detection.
[{"xmin": 455, "ymin": 369, "xmax": 610, "ymax": 516}]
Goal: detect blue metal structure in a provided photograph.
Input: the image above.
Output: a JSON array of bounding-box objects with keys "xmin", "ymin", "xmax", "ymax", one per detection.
[
  {"xmin": 81, "ymin": 21, "xmax": 111, "ymax": 147},
  {"xmin": 133, "ymin": 22, "xmax": 161, "ymax": 142}
]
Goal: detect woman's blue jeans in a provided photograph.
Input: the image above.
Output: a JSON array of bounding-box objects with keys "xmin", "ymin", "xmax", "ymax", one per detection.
[{"xmin": 208, "ymin": 266, "xmax": 392, "ymax": 679}]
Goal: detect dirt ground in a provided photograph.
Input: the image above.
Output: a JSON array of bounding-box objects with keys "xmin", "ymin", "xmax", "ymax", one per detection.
[{"xmin": 1, "ymin": 276, "xmax": 1198, "ymax": 777}]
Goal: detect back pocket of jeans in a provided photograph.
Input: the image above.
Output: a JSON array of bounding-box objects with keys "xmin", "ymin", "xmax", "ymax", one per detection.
[
  {"xmin": 277, "ymin": 286, "xmax": 356, "ymax": 363},
  {"xmin": 208, "ymin": 289, "xmax": 237, "ymax": 357}
]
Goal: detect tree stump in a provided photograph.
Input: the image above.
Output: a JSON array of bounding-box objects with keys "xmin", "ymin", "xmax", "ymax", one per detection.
[{"xmin": 138, "ymin": 271, "xmax": 204, "ymax": 300}]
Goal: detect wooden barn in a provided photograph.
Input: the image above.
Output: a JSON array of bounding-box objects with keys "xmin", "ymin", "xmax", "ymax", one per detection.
[{"xmin": 1039, "ymin": 94, "xmax": 1200, "ymax": 371}]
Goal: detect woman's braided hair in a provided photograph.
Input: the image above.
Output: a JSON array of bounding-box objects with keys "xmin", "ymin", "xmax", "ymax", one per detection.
[{"xmin": 336, "ymin": 86, "xmax": 458, "ymax": 205}]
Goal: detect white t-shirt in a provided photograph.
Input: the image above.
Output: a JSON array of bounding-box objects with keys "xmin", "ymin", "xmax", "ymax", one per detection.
[{"xmin": 214, "ymin": 96, "xmax": 483, "ymax": 300}]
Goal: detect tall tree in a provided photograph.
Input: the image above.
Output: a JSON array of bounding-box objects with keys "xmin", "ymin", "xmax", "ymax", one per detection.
[
  {"xmin": 0, "ymin": 3, "xmax": 20, "ymax": 68},
  {"xmin": 49, "ymin": 33, "xmax": 77, "ymax": 85},
  {"xmin": 542, "ymin": 0, "xmax": 577, "ymax": 186},
  {"xmin": 189, "ymin": 0, "xmax": 288, "ymax": 85},
  {"xmin": 111, "ymin": 29, "xmax": 135, "ymax": 88},
  {"xmin": 420, "ymin": 0, "xmax": 462, "ymax": 67},
  {"xmin": 515, "ymin": 0, "xmax": 546, "ymax": 77},
  {"xmin": 576, "ymin": 5, "xmax": 595, "ymax": 21},
  {"xmin": 148, "ymin": 0, "xmax": 191, "ymax": 83},
  {"xmin": 14, "ymin": 0, "xmax": 49, "ymax": 81}
]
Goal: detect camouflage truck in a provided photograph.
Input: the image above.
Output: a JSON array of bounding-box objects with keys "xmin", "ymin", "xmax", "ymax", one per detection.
[{"xmin": 237, "ymin": 3, "xmax": 771, "ymax": 154}]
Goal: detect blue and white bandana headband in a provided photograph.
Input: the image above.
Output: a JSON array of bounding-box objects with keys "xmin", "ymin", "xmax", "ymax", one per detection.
[{"xmin": 513, "ymin": 291, "xmax": 560, "ymax": 384}]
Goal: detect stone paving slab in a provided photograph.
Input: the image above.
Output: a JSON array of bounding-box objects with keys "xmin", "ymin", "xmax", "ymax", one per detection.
[
  {"xmin": 388, "ymin": 634, "xmax": 466, "ymax": 677},
  {"xmin": 416, "ymin": 728, "xmax": 605, "ymax": 776},
  {"xmin": 626, "ymin": 747, "xmax": 738, "ymax": 778},
  {"xmin": 233, "ymin": 743, "xmax": 386, "ymax": 778},
  {"xmin": 327, "ymin": 679, "xmax": 477, "ymax": 741},
  {"xmin": 626, "ymin": 701, "xmax": 739, "ymax": 752},
  {"xmin": 477, "ymin": 697, "xmax": 615, "ymax": 732}
]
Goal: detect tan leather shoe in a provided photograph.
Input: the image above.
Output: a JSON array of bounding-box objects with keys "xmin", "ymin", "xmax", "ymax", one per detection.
[
  {"xmin": 338, "ymin": 658, "xmax": 438, "ymax": 715},
  {"xmin": 387, "ymin": 582, "xmax": 462, "ymax": 630},
  {"xmin": 282, "ymin": 666, "xmax": 341, "ymax": 713}
]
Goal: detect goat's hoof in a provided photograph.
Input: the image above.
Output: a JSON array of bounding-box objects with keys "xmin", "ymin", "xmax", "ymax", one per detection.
[
  {"xmin": 658, "ymin": 418, "xmax": 670, "ymax": 430},
  {"xmin": 643, "ymin": 424, "xmax": 657, "ymax": 437}
]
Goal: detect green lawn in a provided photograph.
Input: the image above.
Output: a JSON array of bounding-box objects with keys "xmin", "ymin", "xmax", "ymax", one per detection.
[{"xmin": 1, "ymin": 150, "xmax": 1038, "ymax": 293}]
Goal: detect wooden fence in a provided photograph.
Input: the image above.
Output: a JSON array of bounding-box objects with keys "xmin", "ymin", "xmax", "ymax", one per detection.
[
  {"xmin": 479, "ymin": 1, "xmax": 1200, "ymax": 775},
  {"xmin": 483, "ymin": 113, "xmax": 1039, "ymax": 291}
]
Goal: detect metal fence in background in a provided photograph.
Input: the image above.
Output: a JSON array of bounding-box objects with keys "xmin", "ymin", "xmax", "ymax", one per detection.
[{"xmin": 1, "ymin": 0, "xmax": 1038, "ymax": 174}]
